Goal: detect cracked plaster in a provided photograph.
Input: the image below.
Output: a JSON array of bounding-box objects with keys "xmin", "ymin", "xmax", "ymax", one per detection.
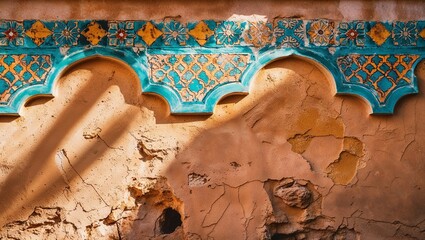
[{"xmin": 0, "ymin": 1, "xmax": 425, "ymax": 239}]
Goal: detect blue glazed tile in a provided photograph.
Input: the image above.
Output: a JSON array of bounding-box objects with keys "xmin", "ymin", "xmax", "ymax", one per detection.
[
  {"xmin": 215, "ymin": 21, "xmax": 245, "ymax": 46},
  {"xmin": 133, "ymin": 20, "xmax": 147, "ymax": 47},
  {"xmin": 79, "ymin": 20, "xmax": 108, "ymax": 46},
  {"xmin": 337, "ymin": 21, "xmax": 366, "ymax": 47},
  {"xmin": 337, "ymin": 54, "xmax": 419, "ymax": 105},
  {"xmin": 243, "ymin": 21, "xmax": 273, "ymax": 47},
  {"xmin": 162, "ymin": 20, "xmax": 188, "ymax": 46},
  {"xmin": 53, "ymin": 21, "xmax": 80, "ymax": 47},
  {"xmin": 417, "ymin": 20, "xmax": 425, "ymax": 47},
  {"xmin": 108, "ymin": 21, "xmax": 136, "ymax": 48},
  {"xmin": 392, "ymin": 21, "xmax": 418, "ymax": 46},
  {"xmin": 0, "ymin": 18, "xmax": 424, "ymax": 115},
  {"xmin": 0, "ymin": 21, "xmax": 24, "ymax": 47},
  {"xmin": 364, "ymin": 21, "xmax": 393, "ymax": 47},
  {"xmin": 138, "ymin": 21, "xmax": 164, "ymax": 48},
  {"xmin": 0, "ymin": 54, "xmax": 52, "ymax": 105},
  {"xmin": 306, "ymin": 19, "xmax": 336, "ymax": 47},
  {"xmin": 187, "ymin": 20, "xmax": 217, "ymax": 47},
  {"xmin": 148, "ymin": 53, "xmax": 249, "ymax": 103},
  {"xmin": 274, "ymin": 19, "xmax": 304, "ymax": 48},
  {"xmin": 23, "ymin": 20, "xmax": 55, "ymax": 47}
]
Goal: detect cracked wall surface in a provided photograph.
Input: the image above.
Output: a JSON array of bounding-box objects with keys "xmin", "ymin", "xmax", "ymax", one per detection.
[{"xmin": 1, "ymin": 1, "xmax": 425, "ymax": 239}]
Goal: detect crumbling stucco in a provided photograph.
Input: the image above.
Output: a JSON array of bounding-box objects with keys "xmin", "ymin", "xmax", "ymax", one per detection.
[{"xmin": 1, "ymin": 1, "xmax": 425, "ymax": 239}]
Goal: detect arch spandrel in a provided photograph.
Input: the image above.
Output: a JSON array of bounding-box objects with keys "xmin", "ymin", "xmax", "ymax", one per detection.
[{"xmin": 0, "ymin": 19, "xmax": 424, "ymax": 115}]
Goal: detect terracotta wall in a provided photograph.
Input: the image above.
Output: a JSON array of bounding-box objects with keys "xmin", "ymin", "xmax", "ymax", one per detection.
[{"xmin": 0, "ymin": 1, "xmax": 424, "ymax": 239}]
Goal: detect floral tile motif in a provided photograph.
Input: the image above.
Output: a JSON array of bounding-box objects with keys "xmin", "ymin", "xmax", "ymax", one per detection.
[
  {"xmin": 25, "ymin": 21, "xmax": 53, "ymax": 46},
  {"xmin": 149, "ymin": 54, "xmax": 249, "ymax": 102},
  {"xmin": 108, "ymin": 21, "xmax": 135, "ymax": 47},
  {"xmin": 307, "ymin": 19, "xmax": 335, "ymax": 46},
  {"xmin": 367, "ymin": 22, "xmax": 391, "ymax": 46},
  {"xmin": 392, "ymin": 21, "xmax": 418, "ymax": 46},
  {"xmin": 274, "ymin": 19, "xmax": 304, "ymax": 48},
  {"xmin": 188, "ymin": 21, "xmax": 214, "ymax": 46},
  {"xmin": 162, "ymin": 20, "xmax": 188, "ymax": 46},
  {"xmin": 244, "ymin": 21, "xmax": 273, "ymax": 48},
  {"xmin": 0, "ymin": 54, "xmax": 52, "ymax": 105},
  {"xmin": 0, "ymin": 18, "xmax": 424, "ymax": 115},
  {"xmin": 81, "ymin": 21, "xmax": 107, "ymax": 45},
  {"xmin": 337, "ymin": 54, "xmax": 420, "ymax": 103},
  {"xmin": 215, "ymin": 21, "xmax": 245, "ymax": 46},
  {"xmin": 136, "ymin": 21, "xmax": 163, "ymax": 47},
  {"xmin": 0, "ymin": 21, "xmax": 24, "ymax": 46},
  {"xmin": 53, "ymin": 21, "xmax": 80, "ymax": 47},
  {"xmin": 337, "ymin": 21, "xmax": 365, "ymax": 47}
]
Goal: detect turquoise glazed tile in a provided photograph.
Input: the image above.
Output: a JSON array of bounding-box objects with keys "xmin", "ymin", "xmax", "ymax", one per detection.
[
  {"xmin": 365, "ymin": 21, "xmax": 393, "ymax": 47},
  {"xmin": 108, "ymin": 21, "xmax": 136, "ymax": 48},
  {"xmin": 337, "ymin": 54, "xmax": 419, "ymax": 112},
  {"xmin": 140, "ymin": 21, "xmax": 164, "ymax": 48},
  {"xmin": 0, "ymin": 18, "xmax": 424, "ymax": 115},
  {"xmin": 0, "ymin": 54, "xmax": 52, "ymax": 105},
  {"xmin": 80, "ymin": 20, "xmax": 108, "ymax": 46},
  {"xmin": 162, "ymin": 20, "xmax": 188, "ymax": 47},
  {"xmin": 0, "ymin": 21, "xmax": 24, "ymax": 47},
  {"xmin": 187, "ymin": 20, "xmax": 217, "ymax": 47},
  {"xmin": 274, "ymin": 19, "xmax": 304, "ymax": 48},
  {"xmin": 23, "ymin": 20, "xmax": 55, "ymax": 47},
  {"xmin": 53, "ymin": 21, "xmax": 80, "ymax": 47},
  {"xmin": 337, "ymin": 21, "xmax": 366, "ymax": 47},
  {"xmin": 215, "ymin": 21, "xmax": 245, "ymax": 46},
  {"xmin": 392, "ymin": 21, "xmax": 418, "ymax": 46},
  {"xmin": 306, "ymin": 19, "xmax": 336, "ymax": 47},
  {"xmin": 417, "ymin": 20, "xmax": 425, "ymax": 47},
  {"xmin": 243, "ymin": 21, "xmax": 273, "ymax": 48}
]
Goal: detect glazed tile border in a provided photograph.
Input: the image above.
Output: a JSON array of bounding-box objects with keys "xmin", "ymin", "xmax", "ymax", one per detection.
[{"xmin": 0, "ymin": 19, "xmax": 424, "ymax": 115}]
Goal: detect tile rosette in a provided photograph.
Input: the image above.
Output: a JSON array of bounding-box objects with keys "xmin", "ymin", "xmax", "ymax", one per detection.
[{"xmin": 0, "ymin": 18, "xmax": 424, "ymax": 115}]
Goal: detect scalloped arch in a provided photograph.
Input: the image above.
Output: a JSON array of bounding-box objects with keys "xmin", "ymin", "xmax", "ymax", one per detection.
[{"xmin": 0, "ymin": 19, "xmax": 424, "ymax": 116}]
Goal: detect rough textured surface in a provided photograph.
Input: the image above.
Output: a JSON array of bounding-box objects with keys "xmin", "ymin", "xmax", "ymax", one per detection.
[
  {"xmin": 1, "ymin": 1, "xmax": 425, "ymax": 239},
  {"xmin": 1, "ymin": 0, "xmax": 425, "ymax": 21}
]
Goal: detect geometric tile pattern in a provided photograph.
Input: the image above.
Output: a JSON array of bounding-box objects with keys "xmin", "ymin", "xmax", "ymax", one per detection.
[
  {"xmin": 0, "ymin": 19, "xmax": 424, "ymax": 115},
  {"xmin": 337, "ymin": 54, "xmax": 420, "ymax": 103},
  {"xmin": 392, "ymin": 21, "xmax": 418, "ymax": 46},
  {"xmin": 0, "ymin": 54, "xmax": 52, "ymax": 105},
  {"xmin": 367, "ymin": 22, "xmax": 391, "ymax": 46},
  {"xmin": 337, "ymin": 21, "xmax": 365, "ymax": 46},
  {"xmin": 307, "ymin": 19, "xmax": 335, "ymax": 46},
  {"xmin": 244, "ymin": 22, "xmax": 273, "ymax": 48},
  {"xmin": 25, "ymin": 21, "xmax": 53, "ymax": 46},
  {"xmin": 0, "ymin": 21, "xmax": 24, "ymax": 46},
  {"xmin": 149, "ymin": 54, "xmax": 249, "ymax": 102},
  {"xmin": 0, "ymin": 19, "xmax": 422, "ymax": 48},
  {"xmin": 274, "ymin": 19, "xmax": 304, "ymax": 48}
]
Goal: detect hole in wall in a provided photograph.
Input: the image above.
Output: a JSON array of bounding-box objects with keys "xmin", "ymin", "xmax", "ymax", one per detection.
[
  {"xmin": 271, "ymin": 233, "xmax": 296, "ymax": 240},
  {"xmin": 158, "ymin": 207, "xmax": 182, "ymax": 234}
]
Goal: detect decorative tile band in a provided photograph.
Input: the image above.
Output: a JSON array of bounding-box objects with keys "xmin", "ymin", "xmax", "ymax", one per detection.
[
  {"xmin": 0, "ymin": 18, "xmax": 424, "ymax": 115},
  {"xmin": 149, "ymin": 54, "xmax": 249, "ymax": 102},
  {"xmin": 1, "ymin": 19, "xmax": 425, "ymax": 48},
  {"xmin": 0, "ymin": 54, "xmax": 52, "ymax": 105},
  {"xmin": 337, "ymin": 54, "xmax": 419, "ymax": 104}
]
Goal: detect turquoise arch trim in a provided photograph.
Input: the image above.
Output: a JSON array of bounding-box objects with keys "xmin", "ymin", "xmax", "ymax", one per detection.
[
  {"xmin": 0, "ymin": 19, "xmax": 424, "ymax": 115},
  {"xmin": 241, "ymin": 48, "xmax": 422, "ymax": 114},
  {"xmin": 0, "ymin": 47, "xmax": 149, "ymax": 115}
]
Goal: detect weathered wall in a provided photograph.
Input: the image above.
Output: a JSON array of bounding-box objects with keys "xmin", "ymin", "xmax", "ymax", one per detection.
[{"xmin": 1, "ymin": 1, "xmax": 425, "ymax": 239}]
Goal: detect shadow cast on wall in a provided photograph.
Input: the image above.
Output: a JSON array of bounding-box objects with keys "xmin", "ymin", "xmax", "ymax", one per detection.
[{"xmin": 0, "ymin": 57, "xmax": 424, "ymax": 239}]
